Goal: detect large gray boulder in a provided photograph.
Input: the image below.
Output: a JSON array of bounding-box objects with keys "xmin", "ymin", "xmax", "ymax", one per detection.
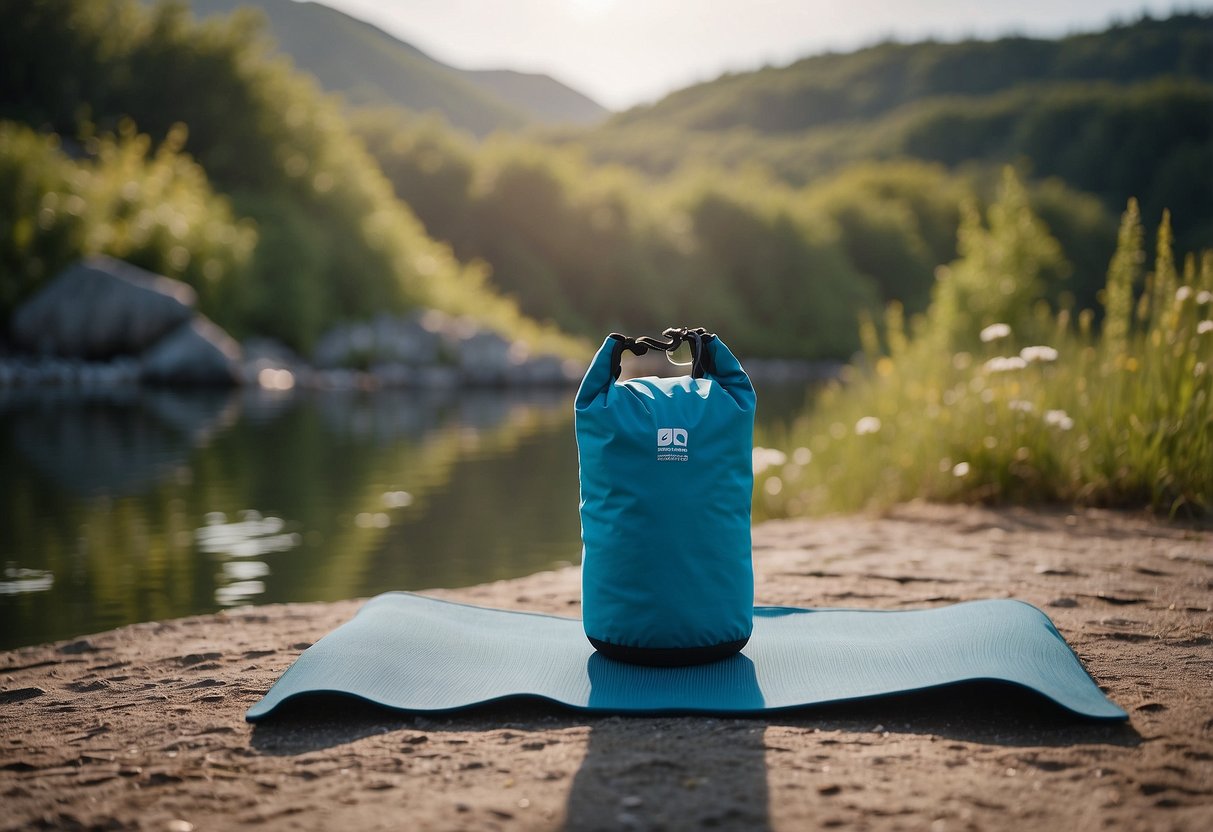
[
  {"xmin": 10, "ymin": 257, "xmax": 197, "ymax": 359},
  {"xmin": 141, "ymin": 317, "xmax": 243, "ymax": 386}
]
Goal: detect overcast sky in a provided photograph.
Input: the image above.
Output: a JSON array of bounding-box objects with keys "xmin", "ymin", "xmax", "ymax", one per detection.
[{"xmin": 308, "ymin": 0, "xmax": 1211, "ymax": 110}]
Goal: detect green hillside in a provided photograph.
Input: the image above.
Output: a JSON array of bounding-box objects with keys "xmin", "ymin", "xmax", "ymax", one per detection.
[
  {"xmin": 0, "ymin": 0, "xmax": 568, "ymax": 353},
  {"xmin": 569, "ymin": 15, "xmax": 1213, "ymax": 252},
  {"xmin": 183, "ymin": 0, "xmax": 608, "ymax": 134},
  {"xmin": 611, "ymin": 14, "xmax": 1212, "ymax": 133}
]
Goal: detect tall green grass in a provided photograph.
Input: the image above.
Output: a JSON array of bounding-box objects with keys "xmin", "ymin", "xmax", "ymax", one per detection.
[{"xmin": 754, "ymin": 170, "xmax": 1213, "ymax": 519}]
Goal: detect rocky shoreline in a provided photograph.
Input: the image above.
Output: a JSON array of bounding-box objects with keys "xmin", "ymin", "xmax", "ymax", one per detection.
[
  {"xmin": 1, "ymin": 256, "xmax": 583, "ymax": 391},
  {"xmin": 1, "ymin": 257, "xmax": 842, "ymax": 393},
  {"xmin": 0, "ymin": 328, "xmax": 583, "ymax": 392}
]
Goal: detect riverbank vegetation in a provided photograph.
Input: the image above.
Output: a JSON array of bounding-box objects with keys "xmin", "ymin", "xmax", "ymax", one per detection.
[{"xmin": 754, "ymin": 172, "xmax": 1213, "ymax": 518}]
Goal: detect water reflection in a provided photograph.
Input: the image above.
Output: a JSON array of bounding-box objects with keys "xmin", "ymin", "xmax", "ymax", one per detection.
[
  {"xmin": 196, "ymin": 510, "xmax": 303, "ymax": 607},
  {"xmin": 196, "ymin": 511, "xmax": 302, "ymax": 559},
  {"xmin": 0, "ymin": 386, "xmax": 582, "ymax": 648},
  {"xmin": 0, "ymin": 566, "xmax": 55, "ymax": 595},
  {"xmin": 1, "ymin": 387, "xmax": 238, "ymax": 497}
]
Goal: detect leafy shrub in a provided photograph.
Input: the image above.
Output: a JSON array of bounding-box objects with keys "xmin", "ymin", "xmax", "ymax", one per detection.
[{"xmin": 0, "ymin": 120, "xmax": 254, "ymax": 321}]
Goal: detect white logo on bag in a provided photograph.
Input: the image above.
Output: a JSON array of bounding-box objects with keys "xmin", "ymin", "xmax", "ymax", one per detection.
[
  {"xmin": 657, "ymin": 427, "xmax": 689, "ymax": 461},
  {"xmin": 657, "ymin": 428, "xmax": 688, "ymax": 447}
]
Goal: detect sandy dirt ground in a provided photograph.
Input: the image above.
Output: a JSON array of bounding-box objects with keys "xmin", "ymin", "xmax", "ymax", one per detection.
[{"xmin": 2, "ymin": 502, "xmax": 1211, "ymax": 831}]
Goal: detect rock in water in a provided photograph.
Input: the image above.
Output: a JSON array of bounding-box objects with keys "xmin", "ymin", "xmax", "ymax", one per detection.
[
  {"xmin": 141, "ymin": 318, "xmax": 243, "ymax": 386},
  {"xmin": 457, "ymin": 330, "xmax": 513, "ymax": 385},
  {"xmin": 10, "ymin": 257, "xmax": 197, "ymax": 359}
]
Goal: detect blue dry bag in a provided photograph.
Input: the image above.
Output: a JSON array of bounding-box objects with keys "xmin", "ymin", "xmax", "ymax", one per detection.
[{"xmin": 575, "ymin": 327, "xmax": 756, "ymax": 666}]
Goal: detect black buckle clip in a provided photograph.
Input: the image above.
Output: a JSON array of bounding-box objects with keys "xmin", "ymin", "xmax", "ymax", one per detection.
[{"xmin": 608, "ymin": 327, "xmax": 716, "ymax": 379}]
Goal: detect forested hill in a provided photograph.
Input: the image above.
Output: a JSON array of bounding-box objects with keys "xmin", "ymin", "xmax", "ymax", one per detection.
[
  {"xmin": 183, "ymin": 0, "xmax": 609, "ymax": 135},
  {"xmin": 611, "ymin": 14, "xmax": 1212, "ymax": 134},
  {"xmin": 571, "ymin": 14, "xmax": 1213, "ymax": 253}
]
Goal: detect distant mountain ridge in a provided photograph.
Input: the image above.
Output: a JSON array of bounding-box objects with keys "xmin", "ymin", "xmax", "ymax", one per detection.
[
  {"xmin": 182, "ymin": 0, "xmax": 609, "ymax": 135},
  {"xmin": 464, "ymin": 68, "xmax": 609, "ymax": 127}
]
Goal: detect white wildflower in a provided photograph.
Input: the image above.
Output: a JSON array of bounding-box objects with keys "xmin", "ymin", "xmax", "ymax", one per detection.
[
  {"xmin": 855, "ymin": 416, "xmax": 882, "ymax": 436},
  {"xmin": 1198, "ymin": 320, "xmax": 1213, "ymax": 335},
  {"xmin": 792, "ymin": 447, "xmax": 812, "ymax": 466},
  {"xmin": 1044, "ymin": 409, "xmax": 1075, "ymax": 431},
  {"xmin": 1019, "ymin": 345, "xmax": 1059, "ymax": 363},
  {"xmin": 1176, "ymin": 286, "xmax": 1193, "ymax": 302},
  {"xmin": 1197, "ymin": 291, "xmax": 1212, "ymax": 305},
  {"xmin": 382, "ymin": 491, "xmax": 414, "ymax": 508},
  {"xmin": 952, "ymin": 462, "xmax": 971, "ymax": 477},
  {"xmin": 355, "ymin": 512, "xmax": 391, "ymax": 529},
  {"xmin": 979, "ymin": 323, "xmax": 1012, "ymax": 343},
  {"xmin": 1008, "ymin": 399, "xmax": 1034, "ymax": 413},
  {"xmin": 983, "ymin": 356, "xmax": 1027, "ymax": 373},
  {"xmin": 752, "ymin": 447, "xmax": 787, "ymax": 476}
]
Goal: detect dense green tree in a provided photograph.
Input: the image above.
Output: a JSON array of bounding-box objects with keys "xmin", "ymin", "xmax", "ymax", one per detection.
[{"xmin": 0, "ymin": 0, "xmax": 539, "ymax": 351}]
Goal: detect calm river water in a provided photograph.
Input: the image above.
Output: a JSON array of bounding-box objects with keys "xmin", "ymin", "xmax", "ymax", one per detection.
[{"xmin": 0, "ymin": 382, "xmax": 811, "ymax": 649}]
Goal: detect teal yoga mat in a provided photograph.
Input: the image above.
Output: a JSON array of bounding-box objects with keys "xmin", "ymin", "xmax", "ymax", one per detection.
[{"xmin": 245, "ymin": 593, "xmax": 1126, "ymax": 721}]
